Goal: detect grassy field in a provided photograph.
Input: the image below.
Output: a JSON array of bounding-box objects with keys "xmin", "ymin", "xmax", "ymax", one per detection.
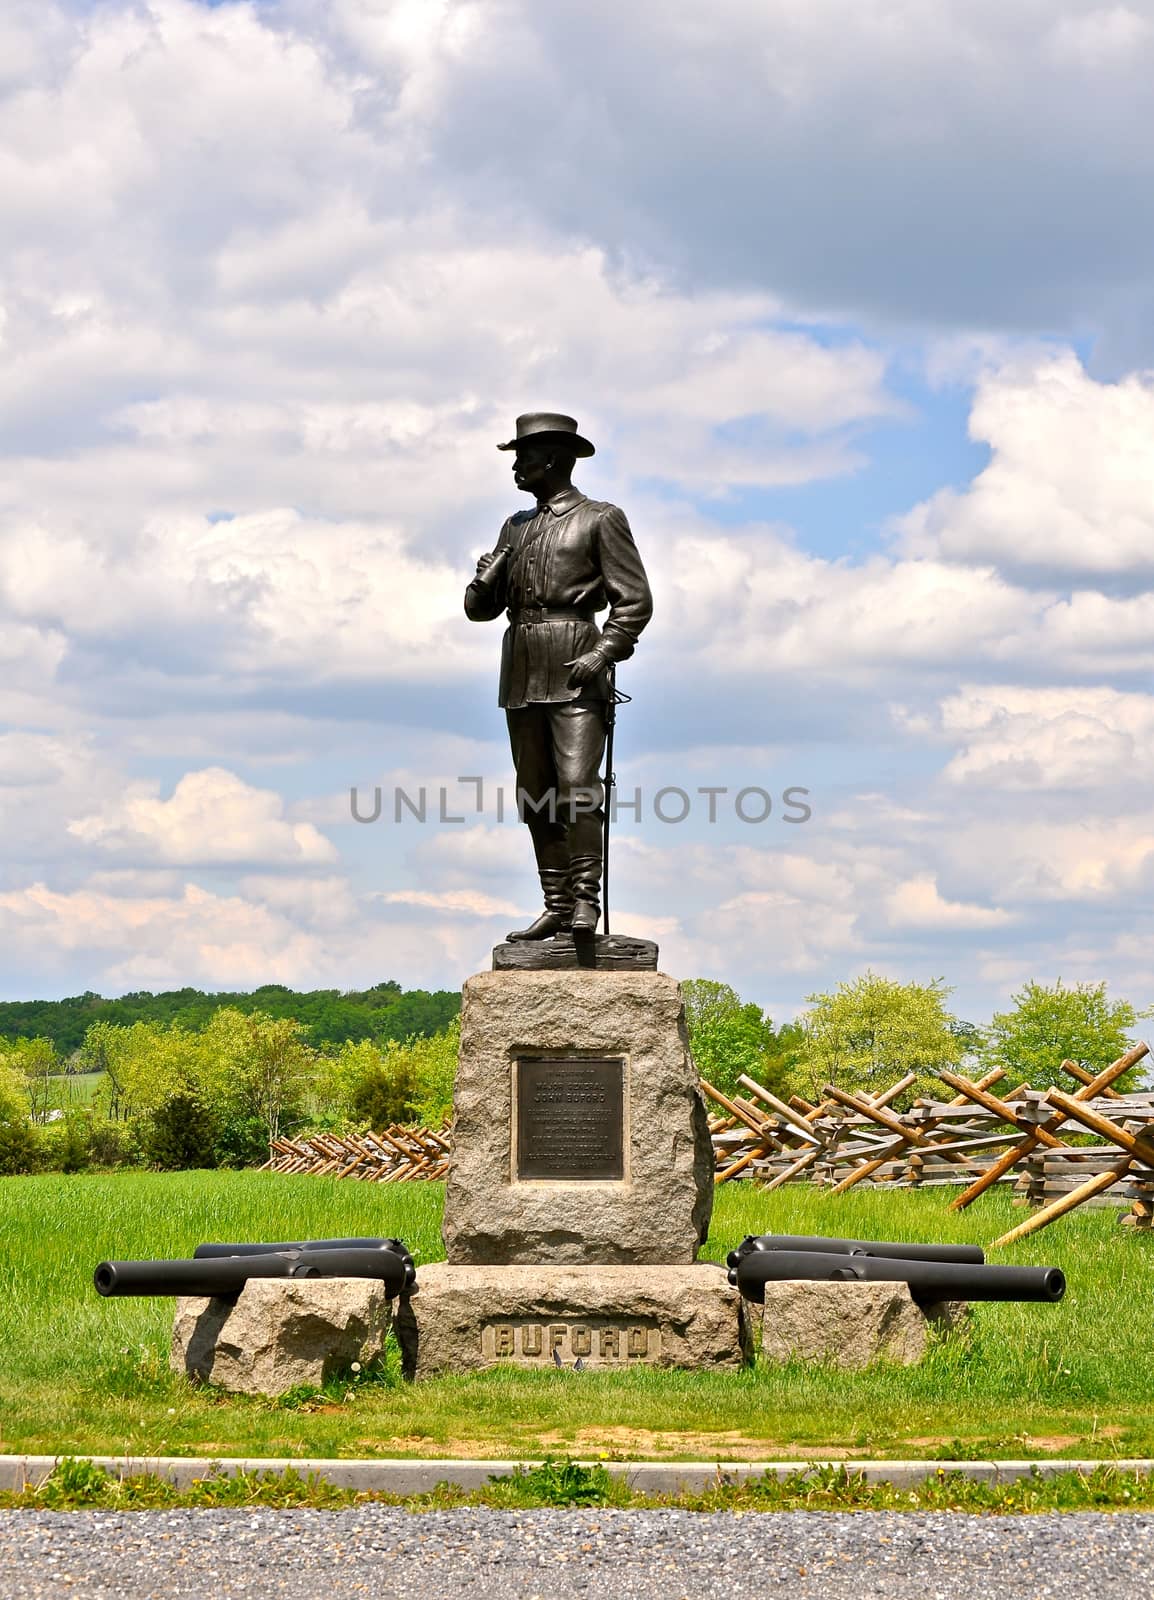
[
  {"xmin": 2, "ymin": 1170, "xmax": 1154, "ymax": 1463},
  {"xmin": 39, "ymin": 1071, "xmax": 106, "ymax": 1110}
]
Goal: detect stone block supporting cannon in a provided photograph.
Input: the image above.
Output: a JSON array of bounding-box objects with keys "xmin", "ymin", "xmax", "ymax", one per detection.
[
  {"xmin": 94, "ymin": 1239, "xmax": 417, "ymax": 1396},
  {"xmin": 727, "ymin": 1232, "xmax": 1063, "ymax": 1370}
]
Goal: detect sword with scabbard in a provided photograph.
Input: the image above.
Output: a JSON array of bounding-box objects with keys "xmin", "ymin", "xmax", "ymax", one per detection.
[{"xmin": 601, "ymin": 665, "xmax": 630, "ymax": 936}]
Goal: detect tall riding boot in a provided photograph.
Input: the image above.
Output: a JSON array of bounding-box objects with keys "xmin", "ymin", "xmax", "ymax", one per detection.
[
  {"xmin": 567, "ymin": 809, "xmax": 603, "ymax": 934},
  {"xmin": 568, "ymin": 855, "xmax": 602, "ymax": 933},
  {"xmin": 506, "ymin": 866, "xmax": 575, "ymax": 941}
]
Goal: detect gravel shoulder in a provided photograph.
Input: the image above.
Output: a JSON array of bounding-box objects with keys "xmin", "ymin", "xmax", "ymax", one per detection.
[{"xmin": 2, "ymin": 1507, "xmax": 1153, "ymax": 1599}]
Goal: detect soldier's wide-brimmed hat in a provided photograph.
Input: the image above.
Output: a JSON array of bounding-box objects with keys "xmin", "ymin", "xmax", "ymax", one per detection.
[{"xmin": 497, "ymin": 412, "xmax": 595, "ymax": 458}]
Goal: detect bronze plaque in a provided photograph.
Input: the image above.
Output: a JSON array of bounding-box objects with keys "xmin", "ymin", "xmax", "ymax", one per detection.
[{"xmin": 516, "ymin": 1056, "xmax": 625, "ymax": 1181}]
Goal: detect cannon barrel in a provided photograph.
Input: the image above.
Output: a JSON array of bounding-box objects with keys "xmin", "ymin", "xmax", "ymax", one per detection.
[
  {"xmin": 726, "ymin": 1233, "xmax": 985, "ymax": 1269},
  {"xmin": 95, "ymin": 1251, "xmax": 297, "ymax": 1299},
  {"xmin": 194, "ymin": 1237, "xmax": 406, "ymax": 1259},
  {"xmin": 94, "ymin": 1242, "xmax": 415, "ymax": 1299},
  {"xmin": 730, "ymin": 1248, "xmax": 1065, "ymax": 1307}
]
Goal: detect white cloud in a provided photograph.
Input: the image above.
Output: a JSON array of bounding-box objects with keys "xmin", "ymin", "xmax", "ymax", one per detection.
[
  {"xmin": 703, "ymin": 889, "xmax": 862, "ymax": 973},
  {"xmin": 886, "ymin": 873, "xmax": 1014, "ymax": 931},
  {"xmin": 0, "ymin": 868, "xmax": 525, "ymax": 995},
  {"xmin": 1048, "ymin": 6, "xmax": 1153, "ymax": 66},
  {"xmin": 302, "ymin": 0, "xmax": 1154, "ymax": 345},
  {"xmin": 0, "ymin": 879, "xmax": 333, "ymax": 988},
  {"xmin": 941, "ymin": 815, "xmax": 1154, "ymax": 906},
  {"xmin": 67, "ymin": 767, "xmax": 337, "ymax": 866},
  {"xmin": 900, "ymin": 354, "xmax": 1154, "ymax": 576},
  {"xmin": 237, "ymin": 874, "xmax": 359, "ymax": 925},
  {"xmin": 0, "ymin": 730, "xmax": 139, "ymax": 869},
  {"xmin": 378, "ymin": 888, "xmax": 522, "ymax": 917},
  {"xmin": 417, "ymin": 825, "xmax": 526, "ymax": 880},
  {"xmin": 651, "ymin": 527, "xmax": 1035, "ymax": 679},
  {"xmin": 931, "ymin": 684, "xmax": 1154, "ymax": 789}
]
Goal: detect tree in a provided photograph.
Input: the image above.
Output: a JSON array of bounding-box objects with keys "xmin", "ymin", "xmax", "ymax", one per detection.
[
  {"xmin": 0, "ymin": 1052, "xmax": 28, "ymax": 1124},
  {"xmin": 1, "ymin": 980, "xmax": 460, "ymax": 1054},
  {"xmin": 681, "ymin": 980, "xmax": 785, "ymax": 1098},
  {"xmin": 399, "ymin": 1019, "xmax": 459, "ymax": 1125},
  {"xmin": 82, "ymin": 1020, "xmax": 202, "ymax": 1121},
  {"xmin": 792, "ymin": 971, "xmax": 964, "ymax": 1102},
  {"xmin": 0, "ymin": 1050, "xmax": 40, "ymax": 1174},
  {"xmin": 0, "ymin": 1037, "xmax": 59, "ymax": 1123},
  {"xmin": 199, "ymin": 1008, "xmax": 314, "ymax": 1146},
  {"xmin": 979, "ymin": 980, "xmax": 1146, "ymax": 1092},
  {"xmin": 313, "ymin": 1038, "xmax": 410, "ymax": 1126}
]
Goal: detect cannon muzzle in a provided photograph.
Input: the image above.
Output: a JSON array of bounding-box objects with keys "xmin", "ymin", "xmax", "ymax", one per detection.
[
  {"xmin": 730, "ymin": 1248, "xmax": 1065, "ymax": 1307},
  {"xmin": 94, "ymin": 1252, "xmax": 296, "ymax": 1299}
]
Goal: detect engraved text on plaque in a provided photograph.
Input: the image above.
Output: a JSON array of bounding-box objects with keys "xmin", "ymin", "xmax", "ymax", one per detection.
[{"xmin": 516, "ymin": 1056, "xmax": 625, "ymax": 1181}]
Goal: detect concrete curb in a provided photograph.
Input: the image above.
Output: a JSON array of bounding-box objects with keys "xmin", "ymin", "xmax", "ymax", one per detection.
[{"xmin": 1, "ymin": 1455, "xmax": 1152, "ymax": 1495}]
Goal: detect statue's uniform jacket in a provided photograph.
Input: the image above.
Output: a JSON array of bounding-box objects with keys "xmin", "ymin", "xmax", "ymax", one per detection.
[{"xmin": 464, "ymin": 487, "xmax": 653, "ymax": 709}]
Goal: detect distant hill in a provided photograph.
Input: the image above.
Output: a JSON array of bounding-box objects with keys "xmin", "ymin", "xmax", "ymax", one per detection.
[{"xmin": 0, "ymin": 981, "xmax": 461, "ymax": 1056}]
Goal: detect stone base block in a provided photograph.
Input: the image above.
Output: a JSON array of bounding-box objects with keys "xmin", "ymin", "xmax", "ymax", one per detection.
[
  {"xmin": 396, "ymin": 1262, "xmax": 751, "ymax": 1380},
  {"xmin": 171, "ymin": 1278, "xmax": 392, "ymax": 1396},
  {"xmin": 753, "ymin": 1280, "xmax": 970, "ymax": 1369},
  {"xmin": 445, "ymin": 969, "xmax": 714, "ymax": 1264}
]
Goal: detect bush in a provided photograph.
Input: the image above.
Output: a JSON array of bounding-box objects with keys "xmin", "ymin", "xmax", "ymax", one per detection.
[
  {"xmin": 405, "ymin": 1018, "xmax": 459, "ymax": 1124},
  {"xmin": 0, "ymin": 1056, "xmax": 28, "ymax": 1123},
  {"xmin": 0, "ymin": 1116, "xmax": 45, "ymax": 1175},
  {"xmin": 43, "ymin": 1113, "xmax": 92, "ymax": 1174},
  {"xmin": 145, "ymin": 1093, "xmax": 219, "ymax": 1170},
  {"xmin": 349, "ymin": 1058, "xmax": 419, "ymax": 1129},
  {"xmin": 316, "ymin": 1026, "xmax": 458, "ymax": 1130},
  {"xmin": 212, "ymin": 1110, "xmax": 271, "ymax": 1168},
  {"xmin": 86, "ymin": 1118, "xmax": 143, "ymax": 1169}
]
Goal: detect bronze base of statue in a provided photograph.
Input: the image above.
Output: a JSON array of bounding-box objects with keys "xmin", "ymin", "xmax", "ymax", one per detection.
[{"xmin": 491, "ymin": 934, "xmax": 658, "ymax": 972}]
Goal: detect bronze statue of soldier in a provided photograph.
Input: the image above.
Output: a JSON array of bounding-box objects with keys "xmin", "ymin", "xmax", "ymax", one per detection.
[{"xmin": 465, "ymin": 413, "xmax": 653, "ymax": 940}]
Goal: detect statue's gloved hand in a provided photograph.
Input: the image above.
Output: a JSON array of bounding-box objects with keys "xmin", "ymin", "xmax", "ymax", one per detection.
[
  {"xmin": 563, "ymin": 649, "xmax": 609, "ymax": 687},
  {"xmin": 474, "ymin": 552, "xmax": 497, "ymax": 578}
]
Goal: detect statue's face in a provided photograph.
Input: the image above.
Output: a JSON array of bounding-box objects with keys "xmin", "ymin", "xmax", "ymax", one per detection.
[{"xmin": 512, "ymin": 441, "xmax": 554, "ymax": 496}]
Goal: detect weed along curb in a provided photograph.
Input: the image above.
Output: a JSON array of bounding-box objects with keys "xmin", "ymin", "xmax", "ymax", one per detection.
[{"xmin": 4, "ymin": 1455, "xmax": 1154, "ymax": 1497}]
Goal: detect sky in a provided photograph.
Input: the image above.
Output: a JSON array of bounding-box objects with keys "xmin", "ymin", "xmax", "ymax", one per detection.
[{"xmin": 2, "ymin": 0, "xmax": 1154, "ymax": 1026}]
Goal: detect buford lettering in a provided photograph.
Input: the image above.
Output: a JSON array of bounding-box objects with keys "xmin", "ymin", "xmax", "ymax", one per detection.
[{"xmin": 483, "ymin": 1320, "xmax": 659, "ymax": 1361}]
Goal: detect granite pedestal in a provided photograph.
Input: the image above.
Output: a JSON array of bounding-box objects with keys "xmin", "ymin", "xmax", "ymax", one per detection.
[
  {"xmin": 443, "ymin": 969, "xmax": 714, "ymax": 1266},
  {"xmin": 401, "ymin": 962, "xmax": 746, "ymax": 1375}
]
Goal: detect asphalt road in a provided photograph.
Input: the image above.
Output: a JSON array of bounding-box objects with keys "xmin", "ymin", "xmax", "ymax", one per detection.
[{"xmin": 2, "ymin": 1507, "xmax": 1152, "ymax": 1598}]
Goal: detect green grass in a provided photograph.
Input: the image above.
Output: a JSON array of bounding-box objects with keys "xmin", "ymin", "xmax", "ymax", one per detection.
[
  {"xmin": 5, "ymin": 1458, "xmax": 1154, "ymax": 1514},
  {"xmin": 2, "ymin": 1171, "xmax": 1154, "ymax": 1463},
  {"xmin": 35, "ymin": 1071, "xmax": 106, "ymax": 1111}
]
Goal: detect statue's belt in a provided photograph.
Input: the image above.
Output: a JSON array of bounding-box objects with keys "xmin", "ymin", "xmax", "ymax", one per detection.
[{"xmin": 508, "ymin": 606, "xmax": 596, "ymax": 625}]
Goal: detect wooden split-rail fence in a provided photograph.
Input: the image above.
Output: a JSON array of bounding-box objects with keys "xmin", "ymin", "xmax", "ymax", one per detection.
[
  {"xmin": 702, "ymin": 1040, "xmax": 1154, "ymax": 1246},
  {"xmin": 261, "ymin": 1041, "xmax": 1154, "ymax": 1249},
  {"xmin": 260, "ymin": 1124, "xmax": 450, "ymax": 1182}
]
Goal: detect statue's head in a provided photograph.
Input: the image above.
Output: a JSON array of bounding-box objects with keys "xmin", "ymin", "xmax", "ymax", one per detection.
[{"xmin": 498, "ymin": 412, "xmax": 594, "ymax": 499}]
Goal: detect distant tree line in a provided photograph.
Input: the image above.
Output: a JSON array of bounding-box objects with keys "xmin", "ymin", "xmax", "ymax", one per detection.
[{"xmin": 0, "ymin": 981, "xmax": 460, "ymax": 1057}]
